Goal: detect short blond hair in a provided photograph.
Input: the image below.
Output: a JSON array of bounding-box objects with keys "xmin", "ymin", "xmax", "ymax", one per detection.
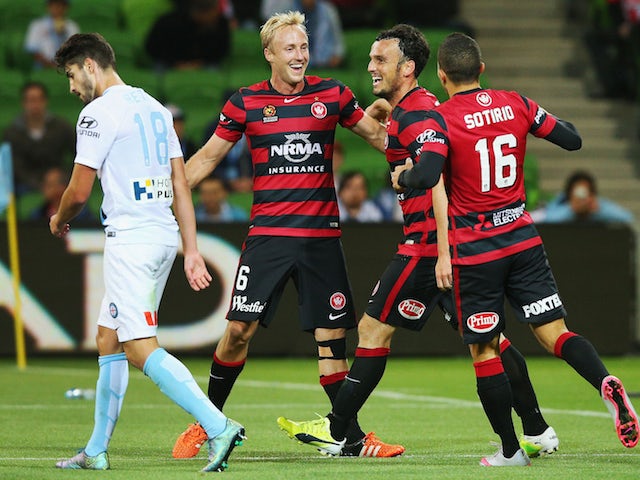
[{"xmin": 260, "ymin": 11, "xmax": 307, "ymax": 50}]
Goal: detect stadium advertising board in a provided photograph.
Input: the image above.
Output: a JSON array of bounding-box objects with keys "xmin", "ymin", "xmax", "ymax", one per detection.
[{"xmin": 0, "ymin": 223, "xmax": 635, "ymax": 356}]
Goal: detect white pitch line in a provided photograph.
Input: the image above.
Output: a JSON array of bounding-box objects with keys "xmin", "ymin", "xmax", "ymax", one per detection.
[
  {"xmin": 2, "ymin": 452, "xmax": 638, "ymax": 463},
  {"xmin": 9, "ymin": 366, "xmax": 610, "ymax": 419}
]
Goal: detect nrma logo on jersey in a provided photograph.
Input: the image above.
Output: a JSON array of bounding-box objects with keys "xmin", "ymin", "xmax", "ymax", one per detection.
[
  {"xmin": 270, "ymin": 133, "xmax": 323, "ymax": 163},
  {"xmin": 132, "ymin": 176, "xmax": 173, "ymax": 202}
]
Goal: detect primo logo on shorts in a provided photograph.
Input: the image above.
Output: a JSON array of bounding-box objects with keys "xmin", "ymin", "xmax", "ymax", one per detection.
[
  {"xmin": 132, "ymin": 176, "xmax": 173, "ymax": 202},
  {"xmin": 522, "ymin": 293, "xmax": 562, "ymax": 319}
]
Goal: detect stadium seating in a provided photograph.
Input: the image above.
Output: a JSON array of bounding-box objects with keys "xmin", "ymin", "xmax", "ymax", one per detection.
[
  {"xmin": 0, "ymin": 70, "xmax": 26, "ymax": 134},
  {"xmin": 69, "ymin": 0, "xmax": 123, "ymax": 33},
  {"xmin": 118, "ymin": 0, "xmax": 172, "ymax": 68},
  {"xmin": 0, "ymin": 0, "xmax": 40, "ymax": 34},
  {"xmin": 0, "ymin": 0, "xmax": 468, "ymax": 210}
]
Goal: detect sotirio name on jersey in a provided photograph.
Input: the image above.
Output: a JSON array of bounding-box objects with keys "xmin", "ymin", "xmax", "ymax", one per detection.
[{"xmin": 464, "ymin": 105, "xmax": 515, "ymax": 129}]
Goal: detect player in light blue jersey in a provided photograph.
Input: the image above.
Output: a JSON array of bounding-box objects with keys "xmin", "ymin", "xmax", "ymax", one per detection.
[{"xmin": 49, "ymin": 33, "xmax": 245, "ymax": 473}]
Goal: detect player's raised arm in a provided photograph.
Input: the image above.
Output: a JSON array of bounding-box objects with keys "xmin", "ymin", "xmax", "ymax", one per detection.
[
  {"xmin": 184, "ymin": 133, "xmax": 236, "ymax": 188},
  {"xmin": 349, "ymin": 111, "xmax": 388, "ymax": 153},
  {"xmin": 391, "ymin": 150, "xmax": 446, "ymax": 191},
  {"xmin": 542, "ymin": 117, "xmax": 582, "ymax": 151},
  {"xmin": 364, "ymin": 98, "xmax": 392, "ymax": 124}
]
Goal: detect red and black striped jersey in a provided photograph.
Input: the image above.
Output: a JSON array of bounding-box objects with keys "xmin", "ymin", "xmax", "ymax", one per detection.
[
  {"xmin": 215, "ymin": 76, "xmax": 364, "ymax": 237},
  {"xmin": 386, "ymin": 87, "xmax": 440, "ymax": 257},
  {"xmin": 423, "ymin": 88, "xmax": 557, "ymax": 265}
]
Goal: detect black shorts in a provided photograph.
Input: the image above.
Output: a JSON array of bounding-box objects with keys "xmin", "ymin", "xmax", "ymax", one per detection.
[
  {"xmin": 365, "ymin": 255, "xmax": 453, "ymax": 331},
  {"xmin": 226, "ymin": 236, "xmax": 356, "ymax": 331},
  {"xmin": 454, "ymin": 245, "xmax": 566, "ymax": 345}
]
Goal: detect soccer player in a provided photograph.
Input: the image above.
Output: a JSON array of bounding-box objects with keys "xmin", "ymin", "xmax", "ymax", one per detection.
[
  {"xmin": 49, "ymin": 33, "xmax": 244, "ymax": 473},
  {"xmin": 390, "ymin": 32, "xmax": 639, "ymax": 466},
  {"xmin": 277, "ymin": 24, "xmax": 558, "ymax": 460},
  {"xmin": 171, "ymin": 11, "xmax": 402, "ymax": 458}
]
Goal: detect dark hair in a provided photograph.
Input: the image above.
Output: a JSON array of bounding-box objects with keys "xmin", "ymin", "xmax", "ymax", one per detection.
[
  {"xmin": 338, "ymin": 170, "xmax": 367, "ymax": 194},
  {"xmin": 54, "ymin": 33, "xmax": 117, "ymax": 71},
  {"xmin": 21, "ymin": 81, "xmax": 48, "ymax": 99},
  {"xmin": 375, "ymin": 24, "xmax": 430, "ymax": 78},
  {"xmin": 437, "ymin": 32, "xmax": 482, "ymax": 84},
  {"xmin": 564, "ymin": 170, "xmax": 597, "ymax": 198}
]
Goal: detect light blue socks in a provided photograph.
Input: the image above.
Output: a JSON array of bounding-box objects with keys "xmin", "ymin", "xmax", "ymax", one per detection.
[
  {"xmin": 143, "ymin": 348, "xmax": 226, "ymax": 438},
  {"xmin": 85, "ymin": 352, "xmax": 129, "ymax": 456}
]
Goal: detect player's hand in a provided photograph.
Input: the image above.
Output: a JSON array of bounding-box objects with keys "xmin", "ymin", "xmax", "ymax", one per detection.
[
  {"xmin": 435, "ymin": 254, "xmax": 453, "ymax": 291},
  {"xmin": 184, "ymin": 252, "xmax": 212, "ymax": 291},
  {"xmin": 365, "ymin": 98, "xmax": 392, "ymax": 124},
  {"xmin": 49, "ymin": 214, "xmax": 70, "ymax": 237},
  {"xmin": 391, "ymin": 158, "xmax": 413, "ymax": 192}
]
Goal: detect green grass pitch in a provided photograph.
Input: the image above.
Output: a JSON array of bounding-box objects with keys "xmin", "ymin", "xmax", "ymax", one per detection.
[{"xmin": 1, "ymin": 355, "xmax": 639, "ymax": 479}]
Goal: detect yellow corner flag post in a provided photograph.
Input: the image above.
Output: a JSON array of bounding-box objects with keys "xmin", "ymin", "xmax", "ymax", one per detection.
[{"xmin": 0, "ymin": 143, "xmax": 26, "ymax": 369}]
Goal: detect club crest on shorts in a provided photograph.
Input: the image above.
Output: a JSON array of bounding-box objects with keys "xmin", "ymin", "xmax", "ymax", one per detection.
[
  {"xmin": 329, "ymin": 292, "xmax": 346, "ymax": 310},
  {"xmin": 466, "ymin": 312, "xmax": 499, "ymax": 333},
  {"xmin": 398, "ymin": 299, "xmax": 426, "ymax": 320},
  {"xmin": 109, "ymin": 302, "xmax": 118, "ymax": 318}
]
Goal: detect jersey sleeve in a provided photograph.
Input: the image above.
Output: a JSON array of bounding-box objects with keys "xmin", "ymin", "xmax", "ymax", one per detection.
[
  {"xmin": 399, "ymin": 112, "xmax": 449, "ymax": 190},
  {"xmin": 337, "ymin": 82, "xmax": 365, "ymax": 128},
  {"xmin": 523, "ymin": 95, "xmax": 557, "ymax": 139},
  {"xmin": 74, "ymin": 103, "xmax": 119, "ymax": 171},
  {"xmin": 398, "ymin": 109, "xmax": 434, "ymax": 162},
  {"xmin": 214, "ymin": 91, "xmax": 246, "ymax": 143},
  {"xmin": 167, "ymin": 123, "xmax": 183, "ymax": 159}
]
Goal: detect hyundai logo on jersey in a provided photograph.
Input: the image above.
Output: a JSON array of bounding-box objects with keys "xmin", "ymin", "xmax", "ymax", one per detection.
[{"xmin": 78, "ymin": 116, "xmax": 98, "ymax": 129}]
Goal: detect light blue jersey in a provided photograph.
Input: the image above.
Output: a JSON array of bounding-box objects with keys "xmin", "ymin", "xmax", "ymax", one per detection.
[{"xmin": 74, "ymin": 85, "xmax": 183, "ymax": 245}]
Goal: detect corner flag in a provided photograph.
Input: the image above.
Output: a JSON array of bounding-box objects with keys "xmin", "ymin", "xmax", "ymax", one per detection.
[
  {"xmin": 1, "ymin": 142, "xmax": 26, "ymax": 369},
  {"xmin": 0, "ymin": 143, "xmax": 12, "ymax": 214}
]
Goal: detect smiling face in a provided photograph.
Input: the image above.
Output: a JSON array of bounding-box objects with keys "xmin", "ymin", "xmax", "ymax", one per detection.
[
  {"xmin": 368, "ymin": 38, "xmax": 408, "ymax": 103},
  {"xmin": 265, "ymin": 25, "xmax": 309, "ymax": 93},
  {"xmin": 64, "ymin": 61, "xmax": 97, "ymax": 105}
]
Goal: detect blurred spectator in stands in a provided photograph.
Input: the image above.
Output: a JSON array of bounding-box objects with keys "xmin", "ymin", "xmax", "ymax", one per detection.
[
  {"xmin": 145, "ymin": 0, "xmax": 231, "ymax": 71},
  {"xmin": 337, "ymin": 170, "xmax": 384, "ymax": 222},
  {"xmin": 24, "ymin": 0, "xmax": 80, "ymax": 70},
  {"xmin": 374, "ymin": 176, "xmax": 403, "ymax": 222},
  {"xmin": 2, "ymin": 81, "xmax": 75, "ymax": 196},
  {"xmin": 260, "ymin": 0, "xmax": 345, "ymax": 68},
  {"xmin": 194, "ymin": 176, "xmax": 249, "ymax": 222},
  {"xmin": 584, "ymin": 0, "xmax": 638, "ymax": 99},
  {"xmin": 532, "ymin": 170, "xmax": 634, "ymax": 224},
  {"xmin": 328, "ymin": 0, "xmax": 383, "ymax": 28},
  {"xmin": 261, "ymin": 0, "xmax": 294, "ymax": 19},
  {"xmin": 201, "ymin": 89, "xmax": 253, "ymax": 193},
  {"xmin": 297, "ymin": 0, "xmax": 345, "ymax": 68},
  {"xmin": 165, "ymin": 103, "xmax": 198, "ymax": 160},
  {"xmin": 393, "ymin": 0, "xmax": 474, "ymax": 36},
  {"xmin": 29, "ymin": 166, "xmax": 94, "ymax": 222},
  {"xmin": 218, "ymin": 0, "xmax": 239, "ymax": 29}
]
